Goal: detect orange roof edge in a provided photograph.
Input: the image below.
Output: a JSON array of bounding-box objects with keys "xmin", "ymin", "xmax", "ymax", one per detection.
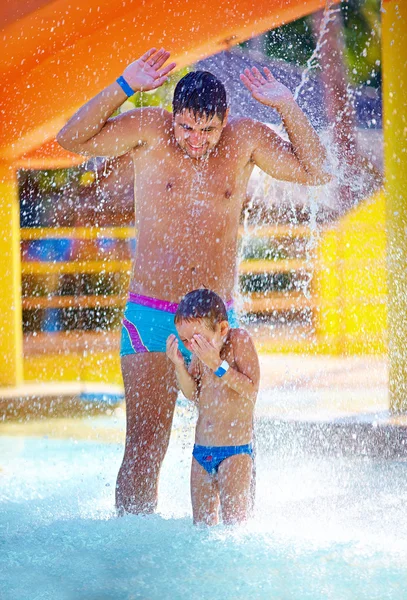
[{"xmin": 1, "ymin": 0, "xmax": 329, "ymax": 168}]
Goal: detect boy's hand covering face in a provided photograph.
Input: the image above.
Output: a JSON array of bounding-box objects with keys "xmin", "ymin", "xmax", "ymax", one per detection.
[
  {"xmin": 166, "ymin": 334, "xmax": 184, "ymax": 366},
  {"xmin": 190, "ymin": 334, "xmax": 221, "ymax": 372}
]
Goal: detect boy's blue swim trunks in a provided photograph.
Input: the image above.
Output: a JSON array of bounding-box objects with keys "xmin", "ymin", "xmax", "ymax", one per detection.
[
  {"xmin": 193, "ymin": 443, "xmax": 253, "ymax": 475},
  {"xmin": 120, "ymin": 292, "xmax": 239, "ymax": 361}
]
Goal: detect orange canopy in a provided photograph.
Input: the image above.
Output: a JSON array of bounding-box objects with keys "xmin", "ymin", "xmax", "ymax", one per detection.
[{"xmin": 0, "ymin": 0, "xmax": 327, "ymax": 169}]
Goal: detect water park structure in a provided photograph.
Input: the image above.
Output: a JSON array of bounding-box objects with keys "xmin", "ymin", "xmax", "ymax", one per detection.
[{"xmin": 0, "ymin": 0, "xmax": 406, "ymax": 413}]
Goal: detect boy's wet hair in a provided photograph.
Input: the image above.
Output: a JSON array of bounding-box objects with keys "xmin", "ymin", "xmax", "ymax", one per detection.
[
  {"xmin": 175, "ymin": 289, "xmax": 228, "ymax": 331},
  {"xmin": 172, "ymin": 71, "xmax": 228, "ymax": 122}
]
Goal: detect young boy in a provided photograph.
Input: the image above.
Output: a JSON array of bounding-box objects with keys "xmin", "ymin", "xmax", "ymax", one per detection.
[{"xmin": 166, "ymin": 289, "xmax": 260, "ymax": 526}]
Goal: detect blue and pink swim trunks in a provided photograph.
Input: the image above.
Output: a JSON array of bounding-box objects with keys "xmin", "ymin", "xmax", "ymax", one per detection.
[{"xmin": 120, "ymin": 292, "xmax": 239, "ymax": 360}]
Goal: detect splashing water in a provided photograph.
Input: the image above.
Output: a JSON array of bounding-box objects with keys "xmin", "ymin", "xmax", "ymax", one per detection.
[
  {"xmin": 237, "ymin": 0, "xmax": 380, "ymax": 342},
  {"xmin": 293, "ymin": 2, "xmax": 340, "ymax": 103},
  {"xmin": 1, "ymin": 419, "xmax": 407, "ymax": 600},
  {"xmin": 9, "ymin": 5, "xmax": 390, "ymax": 598}
]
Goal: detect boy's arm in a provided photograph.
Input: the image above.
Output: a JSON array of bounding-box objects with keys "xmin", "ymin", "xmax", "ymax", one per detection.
[
  {"xmin": 190, "ymin": 330, "xmax": 260, "ymax": 404},
  {"xmin": 166, "ymin": 335, "xmax": 198, "ymax": 402},
  {"xmin": 240, "ymin": 67, "xmax": 331, "ymax": 186},
  {"xmin": 220, "ymin": 330, "xmax": 260, "ymax": 404},
  {"xmin": 186, "ymin": 355, "xmax": 201, "ymax": 406},
  {"xmin": 56, "ymin": 48, "xmax": 176, "ymax": 157},
  {"xmin": 174, "ymin": 362, "xmax": 198, "ymax": 403}
]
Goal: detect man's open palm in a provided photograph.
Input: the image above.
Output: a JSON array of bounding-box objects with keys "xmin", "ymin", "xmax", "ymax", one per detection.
[
  {"xmin": 240, "ymin": 66, "xmax": 293, "ymax": 109},
  {"xmin": 123, "ymin": 48, "xmax": 176, "ymax": 92}
]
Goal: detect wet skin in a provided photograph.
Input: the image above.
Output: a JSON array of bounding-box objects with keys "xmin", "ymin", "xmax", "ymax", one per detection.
[
  {"xmin": 56, "ymin": 48, "xmax": 329, "ymax": 514},
  {"xmin": 130, "ymin": 109, "xmax": 253, "ymax": 302},
  {"xmin": 168, "ymin": 319, "xmax": 260, "ymax": 525},
  {"xmin": 174, "ymin": 320, "xmax": 256, "ymax": 446}
]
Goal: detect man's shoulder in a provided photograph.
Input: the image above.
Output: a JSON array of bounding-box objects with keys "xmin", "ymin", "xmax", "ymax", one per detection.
[
  {"xmin": 122, "ymin": 106, "xmax": 170, "ymax": 120},
  {"xmin": 224, "ymin": 118, "xmax": 268, "ymax": 154},
  {"xmin": 224, "ymin": 118, "xmax": 282, "ymax": 162},
  {"xmin": 227, "ymin": 116, "xmax": 262, "ymax": 134},
  {"xmin": 115, "ymin": 107, "xmax": 173, "ymax": 151},
  {"xmin": 121, "ymin": 107, "xmax": 172, "ymax": 133}
]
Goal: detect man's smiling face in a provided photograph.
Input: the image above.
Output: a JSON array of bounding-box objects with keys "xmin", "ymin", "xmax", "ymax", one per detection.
[{"xmin": 173, "ymin": 109, "xmax": 229, "ymax": 159}]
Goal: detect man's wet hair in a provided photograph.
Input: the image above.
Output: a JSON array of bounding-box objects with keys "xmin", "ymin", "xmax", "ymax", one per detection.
[
  {"xmin": 175, "ymin": 289, "xmax": 228, "ymax": 331},
  {"xmin": 172, "ymin": 71, "xmax": 228, "ymax": 122}
]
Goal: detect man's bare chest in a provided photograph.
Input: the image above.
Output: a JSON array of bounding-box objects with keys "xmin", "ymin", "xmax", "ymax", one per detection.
[
  {"xmin": 138, "ymin": 178, "xmax": 245, "ymax": 241},
  {"xmin": 140, "ymin": 162, "xmax": 243, "ymax": 196}
]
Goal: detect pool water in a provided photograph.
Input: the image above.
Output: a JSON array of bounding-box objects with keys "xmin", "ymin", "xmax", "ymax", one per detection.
[{"xmin": 1, "ymin": 424, "xmax": 407, "ymax": 600}]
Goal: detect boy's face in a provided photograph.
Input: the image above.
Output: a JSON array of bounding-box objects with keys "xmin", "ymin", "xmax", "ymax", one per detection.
[
  {"xmin": 173, "ymin": 109, "xmax": 229, "ymax": 159},
  {"xmin": 176, "ymin": 318, "xmax": 228, "ymax": 353}
]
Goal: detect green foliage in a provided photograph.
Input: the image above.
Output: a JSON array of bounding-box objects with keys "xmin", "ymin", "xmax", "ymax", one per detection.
[
  {"xmin": 265, "ymin": 18, "xmax": 315, "ymax": 67},
  {"xmin": 239, "ymin": 273, "xmax": 296, "ymax": 294},
  {"xmin": 240, "ymin": 237, "xmax": 289, "ymax": 261},
  {"xmin": 341, "ymin": 0, "xmax": 381, "ymax": 86},
  {"xmin": 124, "ymin": 67, "xmax": 191, "ymax": 112},
  {"xmin": 33, "ymin": 168, "xmax": 81, "ymax": 192},
  {"xmin": 242, "ymin": 0, "xmax": 381, "ymax": 88}
]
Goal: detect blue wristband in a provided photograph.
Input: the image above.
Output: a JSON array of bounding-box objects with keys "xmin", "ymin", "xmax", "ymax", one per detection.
[
  {"xmin": 214, "ymin": 360, "xmax": 230, "ymax": 378},
  {"xmin": 116, "ymin": 75, "xmax": 135, "ymax": 97}
]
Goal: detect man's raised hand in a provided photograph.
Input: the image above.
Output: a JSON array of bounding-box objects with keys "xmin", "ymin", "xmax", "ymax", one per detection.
[
  {"xmin": 240, "ymin": 66, "xmax": 293, "ymax": 110},
  {"xmin": 122, "ymin": 48, "xmax": 176, "ymax": 92}
]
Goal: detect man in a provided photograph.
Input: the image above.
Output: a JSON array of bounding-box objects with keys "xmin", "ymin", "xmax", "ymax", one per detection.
[{"xmin": 57, "ymin": 47, "xmax": 330, "ymax": 514}]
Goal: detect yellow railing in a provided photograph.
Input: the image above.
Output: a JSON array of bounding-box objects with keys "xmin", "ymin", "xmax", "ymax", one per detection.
[
  {"xmin": 21, "ymin": 260, "xmax": 132, "ymax": 275},
  {"xmin": 20, "ymin": 225, "xmax": 316, "ymax": 314},
  {"xmin": 314, "ymin": 191, "xmax": 387, "ymax": 355},
  {"xmin": 20, "ymin": 225, "xmax": 311, "ymax": 241},
  {"xmin": 18, "ymin": 203, "xmax": 389, "ymax": 384},
  {"xmin": 20, "ymin": 223, "xmax": 317, "ymax": 383},
  {"xmin": 20, "ymin": 227, "xmax": 136, "ymax": 240}
]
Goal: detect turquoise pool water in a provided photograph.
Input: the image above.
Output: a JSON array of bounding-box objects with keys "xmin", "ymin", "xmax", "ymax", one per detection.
[{"xmin": 1, "ymin": 427, "xmax": 407, "ymax": 600}]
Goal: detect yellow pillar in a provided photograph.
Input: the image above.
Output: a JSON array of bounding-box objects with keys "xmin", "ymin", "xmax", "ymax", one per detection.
[
  {"xmin": 0, "ymin": 162, "xmax": 23, "ymax": 386},
  {"xmin": 382, "ymin": 1, "xmax": 407, "ymax": 412}
]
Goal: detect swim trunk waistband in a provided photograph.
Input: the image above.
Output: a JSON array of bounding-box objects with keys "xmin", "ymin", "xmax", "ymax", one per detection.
[{"xmin": 128, "ymin": 292, "xmax": 234, "ymax": 313}]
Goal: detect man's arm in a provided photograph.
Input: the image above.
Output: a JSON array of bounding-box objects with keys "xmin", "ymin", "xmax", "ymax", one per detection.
[
  {"xmin": 240, "ymin": 66, "xmax": 331, "ymax": 186},
  {"xmin": 56, "ymin": 48, "xmax": 176, "ymax": 157}
]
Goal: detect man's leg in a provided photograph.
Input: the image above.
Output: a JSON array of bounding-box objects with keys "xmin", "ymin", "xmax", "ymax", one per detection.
[{"xmin": 116, "ymin": 352, "xmax": 178, "ymax": 515}]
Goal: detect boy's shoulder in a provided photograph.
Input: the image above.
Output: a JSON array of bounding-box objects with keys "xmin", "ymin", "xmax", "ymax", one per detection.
[
  {"xmin": 226, "ymin": 328, "xmax": 258, "ymax": 366},
  {"xmin": 228, "ymin": 327, "xmax": 254, "ymax": 346}
]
